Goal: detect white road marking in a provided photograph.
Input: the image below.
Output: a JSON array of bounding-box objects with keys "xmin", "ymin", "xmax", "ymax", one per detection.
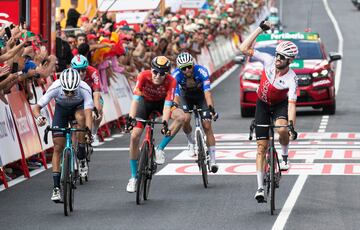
[{"xmin": 104, "ymin": 137, "xmax": 114, "ymax": 141}]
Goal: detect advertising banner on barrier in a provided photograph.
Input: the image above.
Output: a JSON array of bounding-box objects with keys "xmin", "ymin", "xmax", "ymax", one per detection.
[
  {"xmin": 29, "ymin": 87, "xmax": 54, "ymax": 150},
  {"xmin": 7, "ymin": 91, "xmax": 43, "ymax": 158},
  {"xmin": 196, "ymin": 46, "xmax": 215, "ymax": 75},
  {"xmin": 101, "ymin": 91, "xmax": 120, "ymax": 125},
  {"xmin": 110, "ymin": 73, "xmax": 133, "ymax": 115},
  {"xmin": 0, "ymin": 101, "xmax": 22, "ymax": 167}
]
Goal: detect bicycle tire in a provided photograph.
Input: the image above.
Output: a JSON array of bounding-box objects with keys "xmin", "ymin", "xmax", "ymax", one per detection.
[
  {"xmin": 63, "ymin": 149, "xmax": 71, "ymax": 216},
  {"xmin": 270, "ymin": 146, "xmax": 276, "ymax": 215},
  {"xmin": 136, "ymin": 142, "xmax": 149, "ymax": 205},
  {"xmin": 197, "ymin": 132, "xmax": 208, "ymax": 188},
  {"xmin": 144, "ymin": 145, "xmax": 155, "ymax": 200}
]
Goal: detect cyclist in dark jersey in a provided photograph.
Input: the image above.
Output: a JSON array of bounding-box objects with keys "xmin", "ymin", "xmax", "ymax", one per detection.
[
  {"xmin": 173, "ymin": 52, "xmax": 219, "ymax": 173},
  {"xmin": 125, "ymin": 56, "xmax": 185, "ymax": 193}
]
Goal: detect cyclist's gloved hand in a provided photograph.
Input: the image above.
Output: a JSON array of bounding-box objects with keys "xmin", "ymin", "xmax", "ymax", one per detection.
[
  {"xmin": 208, "ymin": 105, "xmax": 219, "ymax": 121},
  {"xmin": 161, "ymin": 121, "xmax": 171, "ymax": 136},
  {"xmin": 125, "ymin": 116, "xmax": 136, "ymax": 131},
  {"xmin": 35, "ymin": 116, "xmax": 47, "ymax": 126},
  {"xmin": 259, "ymin": 20, "xmax": 271, "ymax": 32}
]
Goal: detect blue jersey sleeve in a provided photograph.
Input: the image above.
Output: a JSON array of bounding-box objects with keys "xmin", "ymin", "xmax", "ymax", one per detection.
[
  {"xmin": 195, "ymin": 65, "xmax": 211, "ymax": 92},
  {"xmin": 172, "ymin": 69, "xmax": 182, "ymax": 96}
]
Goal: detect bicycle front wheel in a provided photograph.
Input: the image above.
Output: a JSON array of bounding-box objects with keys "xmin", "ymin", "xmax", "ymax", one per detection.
[
  {"xmin": 136, "ymin": 142, "xmax": 149, "ymax": 205},
  {"xmin": 197, "ymin": 132, "xmax": 208, "ymax": 188},
  {"xmin": 144, "ymin": 145, "xmax": 155, "ymax": 200},
  {"xmin": 62, "ymin": 149, "xmax": 71, "ymax": 216},
  {"xmin": 270, "ymin": 147, "xmax": 276, "ymax": 215}
]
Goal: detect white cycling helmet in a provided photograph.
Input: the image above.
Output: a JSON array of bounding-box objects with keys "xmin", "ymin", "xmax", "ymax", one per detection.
[
  {"xmin": 276, "ymin": 41, "xmax": 298, "ymax": 58},
  {"xmin": 59, "ymin": 68, "xmax": 81, "ymax": 91},
  {"xmin": 269, "ymin": 7, "xmax": 278, "ymax": 14},
  {"xmin": 176, "ymin": 52, "xmax": 194, "ymax": 68}
]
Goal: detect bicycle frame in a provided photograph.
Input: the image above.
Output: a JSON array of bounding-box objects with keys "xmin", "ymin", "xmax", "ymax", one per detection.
[
  {"xmin": 61, "ymin": 131, "xmax": 76, "ymax": 181},
  {"xmin": 193, "ymin": 109, "xmax": 208, "ymax": 161}
]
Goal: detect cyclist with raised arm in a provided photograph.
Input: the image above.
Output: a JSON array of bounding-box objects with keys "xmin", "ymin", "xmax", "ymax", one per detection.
[
  {"xmin": 32, "ymin": 68, "xmax": 94, "ymax": 202},
  {"xmin": 172, "ymin": 52, "xmax": 219, "ymax": 173},
  {"xmin": 125, "ymin": 56, "xmax": 185, "ymax": 193},
  {"xmin": 71, "ymin": 55, "xmax": 103, "ymax": 146},
  {"xmin": 239, "ymin": 21, "xmax": 298, "ymax": 202}
]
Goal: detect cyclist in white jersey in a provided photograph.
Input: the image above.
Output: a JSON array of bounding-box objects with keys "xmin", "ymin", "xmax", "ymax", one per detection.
[
  {"xmin": 32, "ymin": 68, "xmax": 94, "ymax": 202},
  {"xmin": 240, "ymin": 20, "xmax": 298, "ymax": 202}
]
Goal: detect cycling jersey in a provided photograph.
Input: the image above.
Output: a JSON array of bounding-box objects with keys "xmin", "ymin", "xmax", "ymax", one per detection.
[
  {"xmin": 172, "ymin": 64, "xmax": 211, "ymax": 97},
  {"xmin": 133, "ymin": 70, "xmax": 176, "ymax": 105},
  {"xmin": 38, "ymin": 79, "xmax": 94, "ymax": 110},
  {"xmin": 84, "ymin": 66, "xmax": 101, "ymax": 92},
  {"xmin": 252, "ymin": 50, "xmax": 297, "ymax": 105}
]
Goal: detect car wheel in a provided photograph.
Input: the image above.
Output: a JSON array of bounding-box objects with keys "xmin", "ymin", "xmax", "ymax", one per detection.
[
  {"xmin": 241, "ymin": 106, "xmax": 255, "ymax": 117},
  {"xmin": 322, "ymin": 103, "xmax": 336, "ymax": 115}
]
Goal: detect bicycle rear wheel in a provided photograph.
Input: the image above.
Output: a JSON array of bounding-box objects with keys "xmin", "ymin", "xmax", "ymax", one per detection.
[
  {"xmin": 197, "ymin": 132, "xmax": 208, "ymax": 188},
  {"xmin": 144, "ymin": 145, "xmax": 155, "ymax": 201},
  {"xmin": 270, "ymin": 147, "xmax": 276, "ymax": 215},
  {"xmin": 136, "ymin": 142, "xmax": 149, "ymax": 205},
  {"xmin": 62, "ymin": 150, "xmax": 71, "ymax": 216}
]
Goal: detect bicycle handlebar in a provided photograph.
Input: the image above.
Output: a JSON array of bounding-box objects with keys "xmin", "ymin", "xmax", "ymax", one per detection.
[
  {"xmin": 135, "ymin": 118, "xmax": 166, "ymax": 126},
  {"xmin": 248, "ymin": 120, "xmax": 297, "ymax": 141},
  {"xmin": 43, "ymin": 125, "xmax": 90, "ymax": 144}
]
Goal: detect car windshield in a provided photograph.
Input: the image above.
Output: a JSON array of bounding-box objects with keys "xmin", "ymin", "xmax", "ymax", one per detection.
[{"xmin": 251, "ymin": 40, "xmax": 323, "ymax": 62}]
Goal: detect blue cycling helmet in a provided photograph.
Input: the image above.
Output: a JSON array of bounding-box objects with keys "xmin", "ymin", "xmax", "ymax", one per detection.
[{"xmin": 71, "ymin": 55, "xmax": 89, "ymax": 69}]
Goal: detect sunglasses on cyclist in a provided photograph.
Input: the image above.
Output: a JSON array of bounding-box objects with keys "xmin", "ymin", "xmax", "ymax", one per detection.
[
  {"xmin": 63, "ymin": 90, "xmax": 75, "ymax": 96},
  {"xmin": 152, "ymin": 69, "xmax": 167, "ymax": 77},
  {"xmin": 78, "ymin": 68, "xmax": 87, "ymax": 73},
  {"xmin": 180, "ymin": 65, "xmax": 193, "ymax": 71},
  {"xmin": 275, "ymin": 53, "xmax": 288, "ymax": 61}
]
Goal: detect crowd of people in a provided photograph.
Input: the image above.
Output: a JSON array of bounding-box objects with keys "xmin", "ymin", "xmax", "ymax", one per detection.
[{"xmin": 0, "ymin": 0, "xmax": 269, "ymax": 182}]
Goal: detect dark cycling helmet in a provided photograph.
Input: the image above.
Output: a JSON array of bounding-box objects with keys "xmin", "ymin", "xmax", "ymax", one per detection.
[{"xmin": 151, "ymin": 56, "xmax": 171, "ymax": 73}]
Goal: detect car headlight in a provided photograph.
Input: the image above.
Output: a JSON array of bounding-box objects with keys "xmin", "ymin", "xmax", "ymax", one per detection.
[
  {"xmin": 243, "ymin": 72, "xmax": 261, "ymax": 80},
  {"xmin": 312, "ymin": 69, "xmax": 329, "ymax": 78}
]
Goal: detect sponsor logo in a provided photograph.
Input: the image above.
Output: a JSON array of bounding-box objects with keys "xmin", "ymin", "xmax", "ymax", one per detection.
[
  {"xmin": 5, "ymin": 106, "xmax": 15, "ymax": 141},
  {"xmin": 313, "ymin": 79, "xmax": 331, "ymax": 87}
]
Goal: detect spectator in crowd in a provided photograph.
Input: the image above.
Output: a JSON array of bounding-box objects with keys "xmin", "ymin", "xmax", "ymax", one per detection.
[{"xmin": 66, "ymin": 1, "xmax": 92, "ymax": 28}]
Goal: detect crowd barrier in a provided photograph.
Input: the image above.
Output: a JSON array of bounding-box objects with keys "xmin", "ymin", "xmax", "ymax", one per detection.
[{"xmin": 0, "ymin": 34, "xmax": 240, "ymax": 188}]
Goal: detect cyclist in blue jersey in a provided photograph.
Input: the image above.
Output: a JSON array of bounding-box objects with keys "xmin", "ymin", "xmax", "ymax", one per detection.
[
  {"xmin": 32, "ymin": 68, "xmax": 94, "ymax": 202},
  {"xmin": 172, "ymin": 52, "xmax": 219, "ymax": 173}
]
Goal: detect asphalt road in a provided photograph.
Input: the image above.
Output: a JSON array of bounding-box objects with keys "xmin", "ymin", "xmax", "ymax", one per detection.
[{"xmin": 1, "ymin": 1, "xmax": 359, "ymax": 229}]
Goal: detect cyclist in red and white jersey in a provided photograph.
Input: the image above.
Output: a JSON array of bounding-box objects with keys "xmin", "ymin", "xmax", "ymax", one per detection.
[
  {"xmin": 71, "ymin": 55, "xmax": 103, "ymax": 146},
  {"xmin": 240, "ymin": 20, "xmax": 298, "ymax": 202}
]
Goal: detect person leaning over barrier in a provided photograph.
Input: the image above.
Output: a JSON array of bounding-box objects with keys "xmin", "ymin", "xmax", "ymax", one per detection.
[
  {"xmin": 125, "ymin": 56, "xmax": 185, "ymax": 193},
  {"xmin": 32, "ymin": 68, "xmax": 94, "ymax": 202}
]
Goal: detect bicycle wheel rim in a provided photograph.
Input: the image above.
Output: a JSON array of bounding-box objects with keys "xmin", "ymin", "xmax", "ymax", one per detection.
[
  {"xmin": 63, "ymin": 150, "xmax": 71, "ymax": 216},
  {"xmin": 196, "ymin": 132, "xmax": 208, "ymax": 188},
  {"xmin": 70, "ymin": 173, "xmax": 74, "ymax": 212},
  {"xmin": 136, "ymin": 142, "xmax": 149, "ymax": 204},
  {"xmin": 144, "ymin": 147, "xmax": 154, "ymax": 200},
  {"xmin": 270, "ymin": 147, "xmax": 275, "ymax": 215}
]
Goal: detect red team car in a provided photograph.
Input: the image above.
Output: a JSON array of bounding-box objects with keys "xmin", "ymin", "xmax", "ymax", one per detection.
[{"xmin": 236, "ymin": 32, "xmax": 341, "ymax": 117}]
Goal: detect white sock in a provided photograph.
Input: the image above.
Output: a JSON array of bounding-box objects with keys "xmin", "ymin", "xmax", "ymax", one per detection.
[
  {"xmin": 186, "ymin": 133, "xmax": 195, "ymax": 144},
  {"xmin": 281, "ymin": 144, "xmax": 289, "ymax": 156},
  {"xmin": 209, "ymin": 146, "xmax": 216, "ymax": 163},
  {"xmin": 257, "ymin": 171, "xmax": 264, "ymax": 189}
]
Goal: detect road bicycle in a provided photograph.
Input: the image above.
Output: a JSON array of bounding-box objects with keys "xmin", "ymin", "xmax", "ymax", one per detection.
[
  {"xmin": 249, "ymin": 119, "xmax": 297, "ymax": 215},
  {"xmin": 134, "ymin": 113, "xmax": 166, "ymax": 205},
  {"xmin": 188, "ymin": 106, "xmax": 212, "ymax": 188},
  {"xmin": 44, "ymin": 125, "xmax": 90, "ymax": 216}
]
